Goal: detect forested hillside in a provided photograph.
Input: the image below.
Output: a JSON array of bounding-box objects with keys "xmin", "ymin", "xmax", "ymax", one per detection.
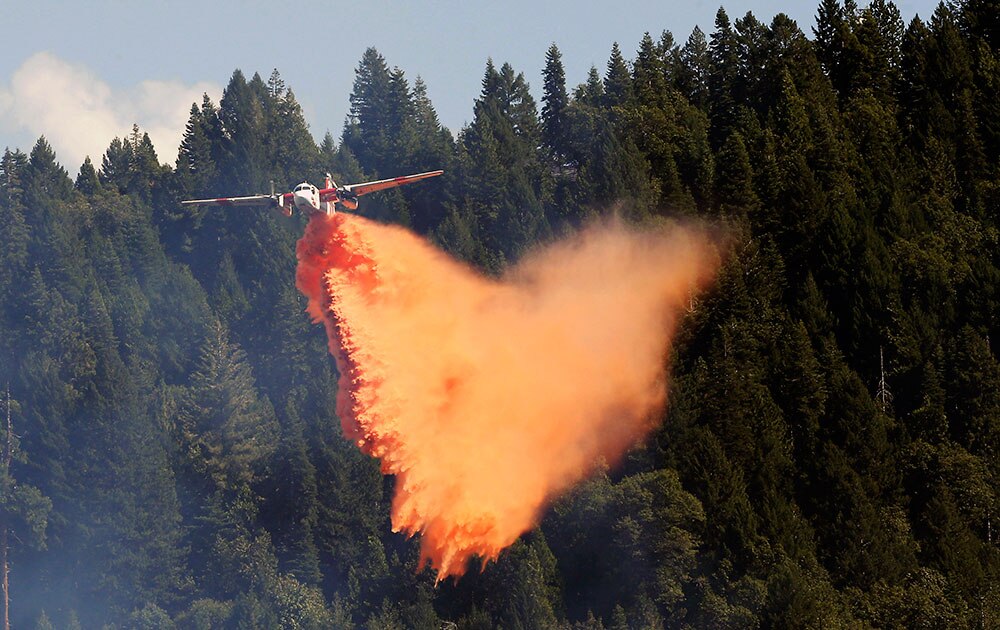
[{"xmin": 1, "ymin": 0, "xmax": 998, "ymax": 627}]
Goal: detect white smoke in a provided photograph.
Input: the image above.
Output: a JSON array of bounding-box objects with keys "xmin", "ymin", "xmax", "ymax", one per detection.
[{"xmin": 0, "ymin": 52, "xmax": 219, "ymax": 171}]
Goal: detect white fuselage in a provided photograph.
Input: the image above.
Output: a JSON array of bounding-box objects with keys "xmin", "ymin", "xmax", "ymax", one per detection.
[
  {"xmin": 293, "ymin": 182, "xmax": 338, "ymax": 216},
  {"xmin": 293, "ymin": 183, "xmax": 321, "ymax": 215}
]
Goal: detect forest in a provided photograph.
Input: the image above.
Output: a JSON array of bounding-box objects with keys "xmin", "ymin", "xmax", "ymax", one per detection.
[{"xmin": 0, "ymin": 0, "xmax": 998, "ymax": 627}]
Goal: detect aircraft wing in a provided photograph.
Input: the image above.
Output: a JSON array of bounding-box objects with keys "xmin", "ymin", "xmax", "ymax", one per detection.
[
  {"xmin": 181, "ymin": 194, "xmax": 282, "ymax": 208},
  {"xmin": 343, "ymin": 170, "xmax": 444, "ymax": 197}
]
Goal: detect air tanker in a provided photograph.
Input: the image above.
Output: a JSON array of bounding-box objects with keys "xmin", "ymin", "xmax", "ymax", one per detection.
[{"xmin": 182, "ymin": 170, "xmax": 443, "ymax": 217}]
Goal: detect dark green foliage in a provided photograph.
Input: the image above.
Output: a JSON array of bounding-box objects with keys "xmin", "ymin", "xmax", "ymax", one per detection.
[
  {"xmin": 715, "ymin": 131, "xmax": 759, "ymax": 215},
  {"xmin": 2, "ymin": 3, "xmax": 999, "ymax": 625},
  {"xmin": 457, "ymin": 59, "xmax": 550, "ymax": 268},
  {"xmin": 603, "ymin": 43, "xmax": 632, "ymax": 109},
  {"xmin": 178, "ymin": 320, "xmax": 277, "ymax": 490},
  {"xmin": 676, "ymin": 27, "xmax": 711, "ymax": 110},
  {"xmin": 709, "ymin": 8, "xmax": 742, "ymax": 146},
  {"xmin": 74, "ymin": 156, "xmax": 101, "ymax": 195},
  {"xmin": 541, "ymin": 43, "xmax": 569, "ymax": 160}
]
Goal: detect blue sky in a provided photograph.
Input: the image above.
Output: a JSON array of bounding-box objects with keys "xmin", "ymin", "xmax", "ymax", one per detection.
[{"xmin": 1, "ymin": 0, "xmax": 940, "ymax": 171}]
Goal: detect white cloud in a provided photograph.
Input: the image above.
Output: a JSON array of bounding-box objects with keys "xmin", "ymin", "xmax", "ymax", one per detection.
[{"xmin": 0, "ymin": 52, "xmax": 220, "ymax": 171}]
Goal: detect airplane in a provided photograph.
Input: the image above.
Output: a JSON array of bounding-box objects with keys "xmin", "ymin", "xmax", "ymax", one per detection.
[{"xmin": 181, "ymin": 170, "xmax": 444, "ymax": 217}]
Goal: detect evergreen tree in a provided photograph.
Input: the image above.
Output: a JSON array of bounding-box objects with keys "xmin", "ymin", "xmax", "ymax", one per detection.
[
  {"xmin": 175, "ymin": 101, "xmax": 217, "ymax": 198},
  {"xmin": 260, "ymin": 400, "xmax": 322, "ymax": 587},
  {"xmin": 0, "ymin": 18, "xmax": 997, "ymax": 625},
  {"xmin": 0, "ymin": 150, "xmax": 30, "ymax": 299},
  {"xmin": 217, "ymin": 70, "xmax": 267, "ymax": 192},
  {"xmin": 0, "ymin": 389, "xmax": 50, "ymax": 630},
  {"xmin": 461, "ymin": 60, "xmax": 549, "ymax": 265},
  {"xmin": 541, "ymin": 43, "xmax": 569, "ymax": 160},
  {"xmin": 74, "ymin": 157, "xmax": 100, "ymax": 195},
  {"xmin": 715, "ymin": 131, "xmax": 759, "ymax": 215},
  {"xmin": 25, "ymin": 138, "xmax": 72, "ymax": 206},
  {"xmin": 179, "ymin": 320, "xmax": 278, "ymax": 491},
  {"xmin": 603, "ymin": 43, "xmax": 632, "ymax": 109},
  {"xmin": 677, "ymin": 26, "xmax": 711, "ymax": 109},
  {"xmin": 575, "ymin": 66, "xmax": 604, "ymax": 106},
  {"xmin": 268, "ymin": 87, "xmax": 319, "ymax": 186},
  {"xmin": 100, "ymin": 137, "xmax": 132, "ymax": 194},
  {"xmin": 709, "ymin": 8, "xmax": 742, "ymax": 146},
  {"xmin": 343, "ymin": 48, "xmax": 394, "ymax": 176}
]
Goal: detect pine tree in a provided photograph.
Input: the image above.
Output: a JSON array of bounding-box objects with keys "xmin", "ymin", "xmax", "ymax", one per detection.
[
  {"xmin": 462, "ymin": 60, "xmax": 548, "ymax": 263},
  {"xmin": 25, "ymin": 138, "xmax": 72, "ymax": 206},
  {"xmin": 126, "ymin": 126, "xmax": 162, "ymax": 202},
  {"xmin": 944, "ymin": 327, "xmax": 1000, "ymax": 452},
  {"xmin": 632, "ymin": 33, "xmax": 668, "ymax": 105},
  {"xmin": 179, "ymin": 320, "xmax": 278, "ymax": 491},
  {"xmin": 74, "ymin": 157, "xmax": 100, "ymax": 195},
  {"xmin": 575, "ymin": 66, "xmax": 604, "ymax": 106},
  {"xmin": 261, "ymin": 401, "xmax": 321, "ymax": 586},
  {"xmin": 175, "ymin": 101, "xmax": 217, "ymax": 197},
  {"xmin": 0, "ymin": 388, "xmax": 50, "ymax": 630},
  {"xmin": 854, "ymin": 0, "xmax": 906, "ymax": 101},
  {"xmin": 100, "ymin": 137, "xmax": 132, "ymax": 194},
  {"xmin": 603, "ymin": 43, "xmax": 632, "ymax": 109},
  {"xmin": 677, "ymin": 26, "xmax": 711, "ymax": 110},
  {"xmin": 0, "ymin": 150, "xmax": 30, "ymax": 299},
  {"xmin": 715, "ymin": 131, "xmax": 759, "ymax": 215},
  {"xmin": 217, "ymin": 69, "xmax": 267, "ymax": 192},
  {"xmin": 269, "ymin": 87, "xmax": 319, "ymax": 186},
  {"xmin": 344, "ymin": 48, "xmax": 394, "ymax": 176},
  {"xmin": 405, "ymin": 76, "xmax": 452, "ymax": 233},
  {"xmin": 541, "ymin": 44, "xmax": 569, "ymax": 160},
  {"xmin": 709, "ymin": 8, "xmax": 742, "ymax": 146}
]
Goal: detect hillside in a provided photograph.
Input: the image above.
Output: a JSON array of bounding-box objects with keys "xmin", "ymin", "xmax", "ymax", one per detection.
[{"xmin": 0, "ymin": 1, "xmax": 997, "ymax": 627}]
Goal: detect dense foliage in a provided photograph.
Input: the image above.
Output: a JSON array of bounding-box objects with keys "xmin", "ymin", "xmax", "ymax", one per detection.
[{"xmin": 1, "ymin": 1, "xmax": 998, "ymax": 627}]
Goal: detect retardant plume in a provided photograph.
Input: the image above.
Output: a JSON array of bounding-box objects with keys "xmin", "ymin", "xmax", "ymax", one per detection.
[{"xmin": 296, "ymin": 213, "xmax": 719, "ymax": 580}]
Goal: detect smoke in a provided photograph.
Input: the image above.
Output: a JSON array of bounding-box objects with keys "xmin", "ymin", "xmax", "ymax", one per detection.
[{"xmin": 296, "ymin": 213, "xmax": 719, "ymax": 580}]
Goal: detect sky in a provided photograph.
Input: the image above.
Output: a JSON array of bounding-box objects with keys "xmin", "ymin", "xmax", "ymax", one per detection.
[{"xmin": 1, "ymin": 0, "xmax": 941, "ymax": 173}]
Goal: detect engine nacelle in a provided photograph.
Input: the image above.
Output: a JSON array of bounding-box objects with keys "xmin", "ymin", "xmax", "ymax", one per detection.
[
  {"xmin": 269, "ymin": 197, "xmax": 293, "ymax": 218},
  {"xmin": 340, "ymin": 197, "xmax": 359, "ymax": 211}
]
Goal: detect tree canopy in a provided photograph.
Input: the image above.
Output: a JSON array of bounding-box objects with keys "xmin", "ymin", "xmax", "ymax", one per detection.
[{"xmin": 0, "ymin": 1, "xmax": 998, "ymax": 626}]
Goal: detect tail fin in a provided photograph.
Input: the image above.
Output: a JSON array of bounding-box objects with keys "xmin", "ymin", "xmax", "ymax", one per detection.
[{"xmin": 325, "ymin": 173, "xmax": 334, "ymax": 189}]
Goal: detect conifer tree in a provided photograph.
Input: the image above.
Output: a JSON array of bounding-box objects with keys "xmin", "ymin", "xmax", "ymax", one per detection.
[
  {"xmin": 217, "ymin": 70, "xmax": 267, "ymax": 192},
  {"xmin": 176, "ymin": 101, "xmax": 217, "ymax": 197},
  {"xmin": 603, "ymin": 43, "xmax": 632, "ymax": 109},
  {"xmin": 462, "ymin": 60, "xmax": 548, "ymax": 263},
  {"xmin": 633, "ymin": 33, "xmax": 668, "ymax": 104},
  {"xmin": 709, "ymin": 8, "xmax": 742, "ymax": 146},
  {"xmin": 677, "ymin": 27, "xmax": 711, "ymax": 109},
  {"xmin": 0, "ymin": 150, "xmax": 30, "ymax": 297},
  {"xmin": 269, "ymin": 87, "xmax": 319, "ymax": 185},
  {"xmin": 715, "ymin": 131, "xmax": 759, "ymax": 215},
  {"xmin": 318, "ymin": 131, "xmax": 338, "ymax": 172},
  {"xmin": 100, "ymin": 137, "xmax": 132, "ymax": 194},
  {"xmin": 344, "ymin": 48, "xmax": 393, "ymax": 176},
  {"xmin": 541, "ymin": 43, "xmax": 569, "ymax": 160},
  {"xmin": 180, "ymin": 320, "xmax": 278, "ymax": 491},
  {"xmin": 575, "ymin": 66, "xmax": 604, "ymax": 106},
  {"xmin": 0, "ymin": 388, "xmax": 50, "ymax": 630},
  {"xmin": 25, "ymin": 138, "xmax": 72, "ymax": 206},
  {"xmin": 74, "ymin": 157, "xmax": 100, "ymax": 195}
]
